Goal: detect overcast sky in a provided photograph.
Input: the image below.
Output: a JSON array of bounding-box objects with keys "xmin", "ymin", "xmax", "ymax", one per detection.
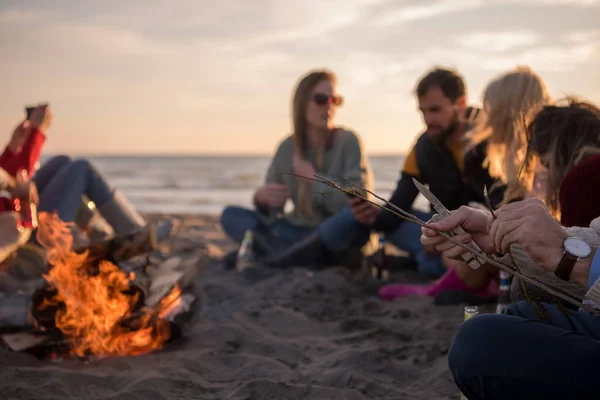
[{"xmin": 1, "ymin": 0, "xmax": 599, "ymax": 155}]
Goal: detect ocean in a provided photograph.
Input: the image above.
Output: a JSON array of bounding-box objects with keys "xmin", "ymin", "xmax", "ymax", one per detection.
[{"xmin": 40, "ymin": 155, "xmax": 429, "ymax": 215}]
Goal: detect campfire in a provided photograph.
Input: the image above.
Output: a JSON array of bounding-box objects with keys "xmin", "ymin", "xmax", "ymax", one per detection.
[{"xmin": 1, "ymin": 212, "xmax": 198, "ymax": 359}]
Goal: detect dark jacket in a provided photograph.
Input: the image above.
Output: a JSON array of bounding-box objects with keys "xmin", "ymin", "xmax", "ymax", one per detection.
[{"xmin": 373, "ymin": 134, "xmax": 505, "ymax": 232}]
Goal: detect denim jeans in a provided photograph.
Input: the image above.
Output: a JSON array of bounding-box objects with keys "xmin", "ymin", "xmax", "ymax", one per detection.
[
  {"xmin": 219, "ymin": 205, "xmax": 371, "ymax": 253},
  {"xmin": 296, "ymin": 206, "xmax": 445, "ymax": 277},
  {"xmin": 34, "ymin": 156, "xmax": 114, "ymax": 223},
  {"xmin": 449, "ymin": 301, "xmax": 600, "ymax": 400},
  {"xmin": 385, "ymin": 209, "xmax": 445, "ymax": 277}
]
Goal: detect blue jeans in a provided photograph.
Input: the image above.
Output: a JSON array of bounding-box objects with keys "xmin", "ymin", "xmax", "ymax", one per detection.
[
  {"xmin": 449, "ymin": 301, "xmax": 600, "ymax": 400},
  {"xmin": 304, "ymin": 206, "xmax": 444, "ymax": 277},
  {"xmin": 34, "ymin": 156, "xmax": 114, "ymax": 223},
  {"xmin": 219, "ymin": 206, "xmax": 371, "ymax": 253},
  {"xmin": 385, "ymin": 210, "xmax": 445, "ymax": 277}
]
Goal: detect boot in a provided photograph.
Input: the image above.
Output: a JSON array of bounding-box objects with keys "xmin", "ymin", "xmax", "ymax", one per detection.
[
  {"xmin": 263, "ymin": 231, "xmax": 324, "ymax": 268},
  {"xmin": 97, "ymin": 190, "xmax": 174, "ymax": 242}
]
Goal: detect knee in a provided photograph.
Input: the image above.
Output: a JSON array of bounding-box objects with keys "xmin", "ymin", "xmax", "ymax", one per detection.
[
  {"xmin": 448, "ymin": 314, "xmax": 508, "ymax": 380},
  {"xmin": 49, "ymin": 154, "xmax": 72, "ymax": 165},
  {"xmin": 219, "ymin": 206, "xmax": 250, "ymax": 227}
]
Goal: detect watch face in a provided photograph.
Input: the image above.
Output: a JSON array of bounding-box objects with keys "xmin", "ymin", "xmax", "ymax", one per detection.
[{"xmin": 564, "ymin": 237, "xmax": 592, "ymax": 258}]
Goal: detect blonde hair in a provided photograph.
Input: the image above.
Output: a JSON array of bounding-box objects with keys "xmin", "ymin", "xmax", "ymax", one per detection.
[
  {"xmin": 292, "ymin": 69, "xmax": 336, "ymax": 218},
  {"xmin": 470, "ymin": 66, "xmax": 551, "ymax": 203}
]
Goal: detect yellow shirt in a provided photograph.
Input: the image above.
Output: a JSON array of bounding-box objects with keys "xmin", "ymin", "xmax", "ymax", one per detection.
[{"xmin": 402, "ymin": 139, "xmax": 464, "ymax": 177}]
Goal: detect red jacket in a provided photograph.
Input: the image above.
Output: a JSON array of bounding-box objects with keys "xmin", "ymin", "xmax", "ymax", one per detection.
[{"xmin": 0, "ymin": 128, "xmax": 46, "ymax": 212}]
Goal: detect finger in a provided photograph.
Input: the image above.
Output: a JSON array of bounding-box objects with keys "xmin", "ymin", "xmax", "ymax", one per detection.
[
  {"xmin": 421, "ymin": 227, "xmax": 438, "ymax": 237},
  {"xmin": 428, "ymin": 206, "xmax": 472, "ymax": 232},
  {"xmin": 445, "ymin": 246, "xmax": 469, "ymax": 260},
  {"xmin": 500, "ymin": 230, "xmax": 522, "ymax": 254},
  {"xmin": 354, "ymin": 201, "xmax": 373, "ymax": 213},
  {"xmin": 436, "ymin": 234, "xmax": 471, "ymax": 252},
  {"xmin": 494, "ymin": 197, "xmax": 545, "ymax": 217},
  {"xmin": 492, "ymin": 219, "xmax": 523, "ymax": 253},
  {"xmin": 421, "ymin": 234, "xmax": 447, "ymax": 247}
]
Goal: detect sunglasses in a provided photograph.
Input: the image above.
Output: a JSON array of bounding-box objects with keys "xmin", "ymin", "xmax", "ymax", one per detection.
[{"xmin": 312, "ymin": 93, "xmax": 343, "ymax": 106}]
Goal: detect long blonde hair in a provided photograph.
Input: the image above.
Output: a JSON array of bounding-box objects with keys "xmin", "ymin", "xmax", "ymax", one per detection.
[
  {"xmin": 292, "ymin": 69, "xmax": 336, "ymax": 218},
  {"xmin": 470, "ymin": 66, "xmax": 551, "ymax": 202}
]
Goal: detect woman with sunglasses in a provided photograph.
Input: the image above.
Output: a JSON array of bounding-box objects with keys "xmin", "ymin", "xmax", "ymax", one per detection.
[{"xmin": 220, "ymin": 69, "xmax": 374, "ymax": 268}]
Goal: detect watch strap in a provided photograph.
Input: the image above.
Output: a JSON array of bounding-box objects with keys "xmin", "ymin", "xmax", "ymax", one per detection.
[{"xmin": 555, "ymin": 251, "xmax": 577, "ymax": 281}]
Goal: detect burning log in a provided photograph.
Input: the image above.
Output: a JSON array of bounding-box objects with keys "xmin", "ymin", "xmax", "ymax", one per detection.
[
  {"xmin": 0, "ymin": 212, "xmax": 199, "ymax": 359},
  {"xmin": 74, "ymin": 223, "xmax": 158, "ymax": 265}
]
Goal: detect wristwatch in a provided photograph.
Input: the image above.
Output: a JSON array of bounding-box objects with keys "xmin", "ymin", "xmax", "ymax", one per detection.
[{"xmin": 554, "ymin": 237, "xmax": 592, "ymax": 281}]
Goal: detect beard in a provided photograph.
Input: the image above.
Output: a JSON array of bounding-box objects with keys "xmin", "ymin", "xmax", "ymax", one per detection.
[{"xmin": 429, "ymin": 109, "xmax": 460, "ymax": 144}]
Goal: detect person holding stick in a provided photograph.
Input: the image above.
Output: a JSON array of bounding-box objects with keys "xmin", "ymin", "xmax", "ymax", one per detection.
[{"xmin": 421, "ymin": 198, "xmax": 600, "ymax": 400}]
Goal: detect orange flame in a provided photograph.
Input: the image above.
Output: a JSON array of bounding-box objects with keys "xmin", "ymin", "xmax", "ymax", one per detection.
[{"xmin": 35, "ymin": 212, "xmax": 180, "ymax": 358}]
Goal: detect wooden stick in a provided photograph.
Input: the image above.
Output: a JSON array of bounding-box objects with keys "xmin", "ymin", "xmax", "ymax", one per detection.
[{"xmin": 290, "ymin": 173, "xmax": 600, "ymax": 315}]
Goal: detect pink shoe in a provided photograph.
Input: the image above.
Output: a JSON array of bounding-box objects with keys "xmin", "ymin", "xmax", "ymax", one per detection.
[{"xmin": 378, "ymin": 267, "xmax": 499, "ymax": 301}]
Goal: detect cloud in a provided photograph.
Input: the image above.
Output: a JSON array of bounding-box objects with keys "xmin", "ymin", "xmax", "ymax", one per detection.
[
  {"xmin": 566, "ymin": 29, "xmax": 600, "ymax": 43},
  {"xmin": 375, "ymin": 0, "xmax": 484, "ymax": 27},
  {"xmin": 455, "ymin": 31, "xmax": 541, "ymax": 52}
]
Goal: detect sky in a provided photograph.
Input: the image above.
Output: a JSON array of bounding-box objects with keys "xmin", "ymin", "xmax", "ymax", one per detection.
[{"xmin": 0, "ymin": 0, "xmax": 599, "ymax": 156}]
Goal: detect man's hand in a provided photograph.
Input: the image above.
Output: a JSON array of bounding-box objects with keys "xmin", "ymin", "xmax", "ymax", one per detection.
[
  {"xmin": 254, "ymin": 183, "xmax": 290, "ymax": 207},
  {"xmin": 350, "ymin": 196, "xmax": 380, "ymax": 225},
  {"xmin": 29, "ymin": 104, "xmax": 53, "ymax": 132},
  {"xmin": 293, "ymin": 154, "xmax": 316, "ymax": 181},
  {"xmin": 421, "ymin": 205, "xmax": 494, "ymax": 258},
  {"xmin": 488, "ymin": 197, "xmax": 565, "ymax": 272},
  {"xmin": 7, "ymin": 120, "xmax": 32, "ymax": 153}
]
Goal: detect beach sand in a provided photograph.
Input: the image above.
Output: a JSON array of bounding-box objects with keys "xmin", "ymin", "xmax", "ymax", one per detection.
[{"xmin": 0, "ymin": 214, "xmax": 480, "ymax": 400}]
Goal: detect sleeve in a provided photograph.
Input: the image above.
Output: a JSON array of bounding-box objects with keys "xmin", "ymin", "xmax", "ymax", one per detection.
[
  {"xmin": 314, "ymin": 133, "xmax": 370, "ymax": 215},
  {"xmin": 254, "ymin": 140, "xmax": 287, "ymax": 216},
  {"xmin": 588, "ymin": 249, "xmax": 600, "ymax": 290},
  {"xmin": 0, "ymin": 129, "xmax": 46, "ymax": 177},
  {"xmin": 372, "ymin": 171, "xmax": 420, "ymax": 232},
  {"xmin": 0, "ymin": 168, "xmax": 10, "ymax": 190}
]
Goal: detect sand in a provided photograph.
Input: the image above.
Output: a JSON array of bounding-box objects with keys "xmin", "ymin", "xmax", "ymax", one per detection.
[{"xmin": 0, "ymin": 214, "xmax": 479, "ymax": 400}]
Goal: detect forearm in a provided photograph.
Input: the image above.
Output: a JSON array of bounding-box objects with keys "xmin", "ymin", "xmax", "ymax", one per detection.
[{"xmin": 372, "ymin": 172, "xmax": 419, "ymax": 231}]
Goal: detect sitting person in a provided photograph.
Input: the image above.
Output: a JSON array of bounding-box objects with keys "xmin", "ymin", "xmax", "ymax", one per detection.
[
  {"xmin": 417, "ymin": 98, "xmax": 600, "ymax": 307},
  {"xmin": 219, "ymin": 69, "xmax": 374, "ymax": 268},
  {"xmin": 422, "ymin": 199, "xmax": 600, "ymax": 399},
  {"xmin": 378, "ymin": 66, "xmax": 552, "ymax": 302},
  {"xmin": 309, "ymin": 67, "xmax": 505, "ymax": 287},
  {"xmin": 0, "ymin": 167, "xmax": 38, "ymax": 265},
  {"xmin": 527, "ymin": 97, "xmax": 600, "ymax": 227},
  {"xmin": 0, "ymin": 105, "xmax": 172, "ymax": 248}
]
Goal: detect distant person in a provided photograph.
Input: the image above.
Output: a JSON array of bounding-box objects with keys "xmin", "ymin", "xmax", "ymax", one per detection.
[
  {"xmin": 219, "ymin": 69, "xmax": 374, "ymax": 268},
  {"xmin": 0, "ymin": 105, "xmax": 173, "ymax": 247},
  {"xmin": 381, "ymin": 66, "xmax": 552, "ymax": 303},
  {"xmin": 317, "ymin": 67, "xmax": 504, "ymax": 282},
  {"xmin": 421, "ymin": 98, "xmax": 600, "ymax": 308}
]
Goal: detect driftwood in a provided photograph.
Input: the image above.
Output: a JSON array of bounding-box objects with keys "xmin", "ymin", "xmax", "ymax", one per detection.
[{"xmin": 75, "ymin": 224, "xmax": 157, "ymax": 264}]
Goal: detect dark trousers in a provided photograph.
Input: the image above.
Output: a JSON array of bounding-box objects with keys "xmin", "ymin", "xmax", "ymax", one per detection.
[{"xmin": 448, "ymin": 301, "xmax": 600, "ymax": 399}]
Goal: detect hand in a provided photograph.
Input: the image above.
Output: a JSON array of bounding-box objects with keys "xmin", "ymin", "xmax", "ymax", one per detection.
[
  {"xmin": 350, "ymin": 196, "xmax": 380, "ymax": 225},
  {"xmin": 8, "ymin": 171, "xmax": 39, "ymax": 206},
  {"xmin": 29, "ymin": 104, "xmax": 53, "ymax": 132},
  {"xmin": 293, "ymin": 154, "xmax": 316, "ymax": 181},
  {"xmin": 7, "ymin": 120, "xmax": 33, "ymax": 153},
  {"xmin": 255, "ymin": 183, "xmax": 290, "ymax": 207},
  {"xmin": 488, "ymin": 197, "xmax": 565, "ymax": 272},
  {"xmin": 421, "ymin": 205, "xmax": 494, "ymax": 259}
]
